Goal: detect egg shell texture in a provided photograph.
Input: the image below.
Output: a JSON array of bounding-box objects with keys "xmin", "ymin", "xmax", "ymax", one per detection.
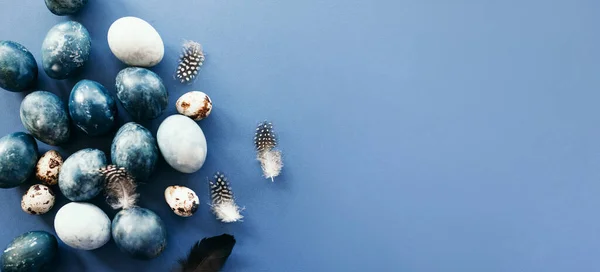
[
  {"xmin": 44, "ymin": 0, "xmax": 88, "ymax": 15},
  {"xmin": 165, "ymin": 185, "xmax": 200, "ymax": 217},
  {"xmin": 0, "ymin": 41, "xmax": 37, "ymax": 92},
  {"xmin": 20, "ymin": 91, "xmax": 70, "ymax": 146},
  {"xmin": 0, "ymin": 132, "xmax": 38, "ymax": 188},
  {"xmin": 176, "ymin": 91, "xmax": 213, "ymax": 121},
  {"xmin": 1, "ymin": 231, "xmax": 57, "ymax": 272},
  {"xmin": 107, "ymin": 17, "xmax": 164, "ymax": 67},
  {"xmin": 111, "ymin": 122, "xmax": 158, "ymax": 181},
  {"xmin": 41, "ymin": 21, "xmax": 91, "ymax": 79},
  {"xmin": 21, "ymin": 184, "xmax": 55, "ymax": 215},
  {"xmin": 35, "ymin": 150, "xmax": 63, "ymax": 186},
  {"xmin": 69, "ymin": 79, "xmax": 117, "ymax": 136},
  {"xmin": 115, "ymin": 67, "xmax": 168, "ymax": 120},
  {"xmin": 112, "ymin": 207, "xmax": 167, "ymax": 259},
  {"xmin": 157, "ymin": 115, "xmax": 207, "ymax": 173},
  {"xmin": 54, "ymin": 202, "xmax": 111, "ymax": 250},
  {"xmin": 58, "ymin": 148, "xmax": 107, "ymax": 201}
]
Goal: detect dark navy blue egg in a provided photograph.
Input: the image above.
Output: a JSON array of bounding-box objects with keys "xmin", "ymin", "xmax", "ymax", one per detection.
[
  {"xmin": 20, "ymin": 91, "xmax": 70, "ymax": 146},
  {"xmin": 111, "ymin": 122, "xmax": 158, "ymax": 181},
  {"xmin": 112, "ymin": 207, "xmax": 167, "ymax": 259},
  {"xmin": 0, "ymin": 133, "xmax": 38, "ymax": 188},
  {"xmin": 58, "ymin": 148, "xmax": 107, "ymax": 201},
  {"xmin": 1, "ymin": 231, "xmax": 57, "ymax": 272},
  {"xmin": 0, "ymin": 41, "xmax": 37, "ymax": 92},
  {"xmin": 41, "ymin": 21, "xmax": 91, "ymax": 79},
  {"xmin": 69, "ymin": 80, "xmax": 117, "ymax": 136},
  {"xmin": 115, "ymin": 67, "xmax": 168, "ymax": 120},
  {"xmin": 44, "ymin": 0, "xmax": 88, "ymax": 15}
]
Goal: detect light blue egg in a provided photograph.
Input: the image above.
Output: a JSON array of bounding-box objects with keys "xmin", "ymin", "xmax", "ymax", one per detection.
[
  {"xmin": 157, "ymin": 115, "xmax": 207, "ymax": 173},
  {"xmin": 54, "ymin": 202, "xmax": 111, "ymax": 250},
  {"xmin": 115, "ymin": 67, "xmax": 168, "ymax": 120},
  {"xmin": 58, "ymin": 149, "xmax": 107, "ymax": 201},
  {"xmin": 44, "ymin": 0, "xmax": 88, "ymax": 15},
  {"xmin": 0, "ymin": 41, "xmax": 37, "ymax": 92},
  {"xmin": 69, "ymin": 80, "xmax": 117, "ymax": 136},
  {"xmin": 111, "ymin": 122, "xmax": 158, "ymax": 181},
  {"xmin": 20, "ymin": 91, "xmax": 70, "ymax": 146},
  {"xmin": 0, "ymin": 132, "xmax": 38, "ymax": 188},
  {"xmin": 42, "ymin": 21, "xmax": 91, "ymax": 79},
  {"xmin": 1, "ymin": 231, "xmax": 57, "ymax": 272},
  {"xmin": 112, "ymin": 207, "xmax": 167, "ymax": 259}
]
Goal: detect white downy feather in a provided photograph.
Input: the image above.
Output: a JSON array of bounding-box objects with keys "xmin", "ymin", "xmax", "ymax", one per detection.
[
  {"xmin": 212, "ymin": 200, "xmax": 243, "ymax": 223},
  {"xmin": 258, "ymin": 150, "xmax": 283, "ymax": 181}
]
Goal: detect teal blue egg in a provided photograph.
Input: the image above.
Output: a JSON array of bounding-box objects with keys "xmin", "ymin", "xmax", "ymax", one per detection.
[
  {"xmin": 41, "ymin": 21, "xmax": 91, "ymax": 79},
  {"xmin": 0, "ymin": 132, "xmax": 38, "ymax": 188},
  {"xmin": 1, "ymin": 231, "xmax": 57, "ymax": 272}
]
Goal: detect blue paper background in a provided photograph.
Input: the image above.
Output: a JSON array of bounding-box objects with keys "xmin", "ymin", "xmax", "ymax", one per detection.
[{"xmin": 1, "ymin": 0, "xmax": 599, "ymax": 271}]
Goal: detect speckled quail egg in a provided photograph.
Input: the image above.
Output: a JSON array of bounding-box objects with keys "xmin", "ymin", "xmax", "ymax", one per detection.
[
  {"xmin": 35, "ymin": 150, "xmax": 63, "ymax": 186},
  {"xmin": 21, "ymin": 184, "xmax": 55, "ymax": 215},
  {"xmin": 164, "ymin": 185, "xmax": 199, "ymax": 217},
  {"xmin": 175, "ymin": 91, "xmax": 212, "ymax": 121}
]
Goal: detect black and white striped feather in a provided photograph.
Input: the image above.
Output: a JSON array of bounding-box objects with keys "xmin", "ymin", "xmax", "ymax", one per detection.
[
  {"xmin": 99, "ymin": 165, "xmax": 138, "ymax": 210},
  {"xmin": 209, "ymin": 172, "xmax": 243, "ymax": 223},
  {"xmin": 255, "ymin": 121, "xmax": 283, "ymax": 181},
  {"xmin": 176, "ymin": 40, "xmax": 205, "ymax": 84}
]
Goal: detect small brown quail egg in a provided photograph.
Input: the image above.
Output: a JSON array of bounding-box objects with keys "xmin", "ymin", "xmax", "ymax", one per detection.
[
  {"xmin": 165, "ymin": 185, "xmax": 199, "ymax": 217},
  {"xmin": 21, "ymin": 184, "xmax": 55, "ymax": 215},
  {"xmin": 35, "ymin": 150, "xmax": 63, "ymax": 186},
  {"xmin": 175, "ymin": 91, "xmax": 212, "ymax": 121}
]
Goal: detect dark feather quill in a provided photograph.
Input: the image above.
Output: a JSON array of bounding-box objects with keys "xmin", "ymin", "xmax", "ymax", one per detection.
[{"xmin": 178, "ymin": 234, "xmax": 236, "ymax": 272}]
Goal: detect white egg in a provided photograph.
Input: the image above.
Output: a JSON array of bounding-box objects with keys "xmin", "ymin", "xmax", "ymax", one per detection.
[
  {"xmin": 21, "ymin": 184, "xmax": 55, "ymax": 215},
  {"xmin": 107, "ymin": 17, "xmax": 164, "ymax": 67},
  {"xmin": 165, "ymin": 185, "xmax": 199, "ymax": 217},
  {"xmin": 175, "ymin": 91, "xmax": 212, "ymax": 121},
  {"xmin": 54, "ymin": 202, "xmax": 111, "ymax": 250},
  {"xmin": 35, "ymin": 150, "xmax": 63, "ymax": 186}
]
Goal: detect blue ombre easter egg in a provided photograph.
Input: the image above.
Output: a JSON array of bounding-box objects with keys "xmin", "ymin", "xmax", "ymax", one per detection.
[
  {"xmin": 111, "ymin": 122, "xmax": 158, "ymax": 181},
  {"xmin": 44, "ymin": 0, "xmax": 88, "ymax": 15},
  {"xmin": 41, "ymin": 21, "xmax": 91, "ymax": 79},
  {"xmin": 0, "ymin": 41, "xmax": 37, "ymax": 92},
  {"xmin": 157, "ymin": 115, "xmax": 207, "ymax": 173},
  {"xmin": 20, "ymin": 91, "xmax": 70, "ymax": 146},
  {"xmin": 69, "ymin": 80, "xmax": 117, "ymax": 136},
  {"xmin": 0, "ymin": 132, "xmax": 38, "ymax": 188},
  {"xmin": 112, "ymin": 207, "xmax": 167, "ymax": 259},
  {"xmin": 1, "ymin": 231, "xmax": 57, "ymax": 272},
  {"xmin": 58, "ymin": 149, "xmax": 107, "ymax": 201},
  {"xmin": 115, "ymin": 67, "xmax": 168, "ymax": 120}
]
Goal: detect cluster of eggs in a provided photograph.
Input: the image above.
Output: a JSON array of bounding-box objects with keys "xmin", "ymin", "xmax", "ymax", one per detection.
[{"xmin": 0, "ymin": 1, "xmax": 215, "ymax": 270}]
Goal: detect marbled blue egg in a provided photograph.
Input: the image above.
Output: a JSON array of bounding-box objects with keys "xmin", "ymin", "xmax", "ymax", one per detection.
[
  {"xmin": 157, "ymin": 115, "xmax": 207, "ymax": 173},
  {"xmin": 115, "ymin": 67, "xmax": 168, "ymax": 120},
  {"xmin": 58, "ymin": 149, "xmax": 107, "ymax": 201},
  {"xmin": 45, "ymin": 0, "xmax": 88, "ymax": 15},
  {"xmin": 41, "ymin": 21, "xmax": 91, "ymax": 79},
  {"xmin": 69, "ymin": 80, "xmax": 117, "ymax": 136},
  {"xmin": 112, "ymin": 207, "xmax": 167, "ymax": 259},
  {"xmin": 0, "ymin": 41, "xmax": 37, "ymax": 92},
  {"xmin": 20, "ymin": 91, "xmax": 70, "ymax": 146},
  {"xmin": 1, "ymin": 231, "xmax": 57, "ymax": 272},
  {"xmin": 111, "ymin": 122, "xmax": 158, "ymax": 181},
  {"xmin": 0, "ymin": 133, "xmax": 38, "ymax": 188}
]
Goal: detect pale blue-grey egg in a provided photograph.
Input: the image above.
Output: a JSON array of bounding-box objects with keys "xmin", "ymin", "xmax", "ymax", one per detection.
[
  {"xmin": 0, "ymin": 132, "xmax": 38, "ymax": 188},
  {"xmin": 107, "ymin": 17, "xmax": 164, "ymax": 67},
  {"xmin": 69, "ymin": 80, "xmax": 117, "ymax": 136},
  {"xmin": 58, "ymin": 149, "xmax": 107, "ymax": 201},
  {"xmin": 112, "ymin": 207, "xmax": 167, "ymax": 259},
  {"xmin": 20, "ymin": 91, "xmax": 70, "ymax": 146},
  {"xmin": 44, "ymin": 0, "xmax": 88, "ymax": 15},
  {"xmin": 41, "ymin": 21, "xmax": 91, "ymax": 79},
  {"xmin": 111, "ymin": 122, "xmax": 158, "ymax": 181},
  {"xmin": 157, "ymin": 115, "xmax": 207, "ymax": 173},
  {"xmin": 0, "ymin": 41, "xmax": 37, "ymax": 92},
  {"xmin": 54, "ymin": 202, "xmax": 111, "ymax": 250},
  {"xmin": 115, "ymin": 67, "xmax": 167, "ymax": 120},
  {"xmin": 1, "ymin": 231, "xmax": 57, "ymax": 272}
]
